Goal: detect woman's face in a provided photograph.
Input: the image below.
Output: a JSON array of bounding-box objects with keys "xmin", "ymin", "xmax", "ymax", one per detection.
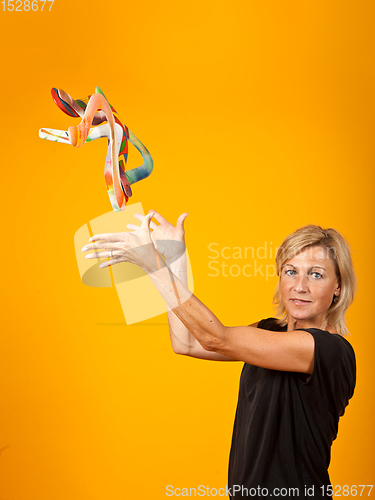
[{"xmin": 279, "ymin": 245, "xmax": 341, "ymax": 329}]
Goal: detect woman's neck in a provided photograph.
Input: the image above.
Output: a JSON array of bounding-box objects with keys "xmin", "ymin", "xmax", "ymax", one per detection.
[{"xmin": 287, "ymin": 317, "xmax": 336, "ymax": 333}]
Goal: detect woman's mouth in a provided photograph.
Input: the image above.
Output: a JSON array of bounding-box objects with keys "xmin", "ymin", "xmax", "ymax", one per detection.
[{"xmin": 290, "ymin": 298, "xmax": 311, "ymax": 305}]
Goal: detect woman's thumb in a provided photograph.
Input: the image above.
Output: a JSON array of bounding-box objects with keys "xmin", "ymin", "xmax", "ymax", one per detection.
[
  {"xmin": 176, "ymin": 213, "xmax": 188, "ymax": 232},
  {"xmin": 142, "ymin": 212, "xmax": 154, "ymax": 230}
]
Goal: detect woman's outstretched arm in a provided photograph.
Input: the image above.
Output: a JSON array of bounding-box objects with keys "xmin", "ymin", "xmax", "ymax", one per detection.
[
  {"xmin": 128, "ymin": 211, "xmax": 238, "ymax": 361},
  {"xmin": 165, "ymin": 249, "xmax": 240, "ymax": 360},
  {"xmin": 146, "ymin": 264, "xmax": 314, "ymax": 374},
  {"xmin": 82, "ymin": 212, "xmax": 314, "ymax": 373}
]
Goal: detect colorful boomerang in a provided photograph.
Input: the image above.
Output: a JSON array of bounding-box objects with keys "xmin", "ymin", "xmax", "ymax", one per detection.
[{"xmin": 39, "ymin": 87, "xmax": 153, "ymax": 211}]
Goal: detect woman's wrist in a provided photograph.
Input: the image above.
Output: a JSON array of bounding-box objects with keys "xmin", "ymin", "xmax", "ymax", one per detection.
[
  {"xmin": 147, "ymin": 265, "xmax": 192, "ymax": 310},
  {"xmin": 166, "ymin": 252, "xmax": 188, "ymax": 286},
  {"xmin": 140, "ymin": 245, "xmax": 167, "ymax": 274},
  {"xmin": 166, "ymin": 252, "xmax": 187, "ymax": 269}
]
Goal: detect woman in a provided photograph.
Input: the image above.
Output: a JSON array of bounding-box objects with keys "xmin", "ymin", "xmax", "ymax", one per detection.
[{"xmin": 82, "ymin": 211, "xmax": 356, "ymax": 499}]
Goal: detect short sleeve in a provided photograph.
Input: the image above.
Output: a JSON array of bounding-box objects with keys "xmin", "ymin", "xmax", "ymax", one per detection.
[{"xmin": 299, "ymin": 328, "xmax": 356, "ymax": 418}]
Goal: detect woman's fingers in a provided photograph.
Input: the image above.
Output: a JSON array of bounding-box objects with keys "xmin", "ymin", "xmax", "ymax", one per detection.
[
  {"xmin": 84, "ymin": 250, "xmax": 130, "ymax": 269},
  {"xmin": 82, "ymin": 242, "xmax": 120, "ymax": 252},
  {"xmin": 89, "ymin": 233, "xmax": 120, "ymax": 243},
  {"xmin": 126, "ymin": 224, "xmax": 140, "ymax": 231},
  {"xmin": 134, "ymin": 213, "xmax": 158, "ymax": 230},
  {"xmin": 148, "ymin": 210, "xmax": 168, "ymax": 225},
  {"xmin": 141, "ymin": 212, "xmax": 154, "ymax": 231},
  {"xmin": 99, "ymin": 257, "xmax": 124, "ymax": 269},
  {"xmin": 85, "ymin": 250, "xmax": 118, "ymax": 259}
]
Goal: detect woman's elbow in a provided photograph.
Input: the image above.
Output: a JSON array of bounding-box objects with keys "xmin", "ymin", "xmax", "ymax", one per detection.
[{"xmin": 171, "ymin": 344, "xmax": 191, "ymax": 356}]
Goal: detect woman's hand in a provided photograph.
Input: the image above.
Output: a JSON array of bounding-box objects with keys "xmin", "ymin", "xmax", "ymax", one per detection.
[
  {"xmin": 82, "ymin": 212, "xmax": 162, "ymax": 273},
  {"xmin": 127, "ymin": 211, "xmax": 188, "ymax": 262}
]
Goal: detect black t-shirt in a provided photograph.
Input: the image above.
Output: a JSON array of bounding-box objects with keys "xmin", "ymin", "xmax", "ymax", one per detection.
[{"xmin": 228, "ymin": 318, "xmax": 356, "ymax": 499}]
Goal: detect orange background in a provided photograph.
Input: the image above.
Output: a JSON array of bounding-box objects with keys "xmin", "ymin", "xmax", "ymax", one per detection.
[{"xmin": 0, "ymin": 0, "xmax": 374, "ymax": 498}]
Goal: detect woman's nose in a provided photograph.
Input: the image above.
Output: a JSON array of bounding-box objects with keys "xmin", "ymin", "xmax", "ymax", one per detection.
[{"xmin": 294, "ymin": 274, "xmax": 309, "ymax": 292}]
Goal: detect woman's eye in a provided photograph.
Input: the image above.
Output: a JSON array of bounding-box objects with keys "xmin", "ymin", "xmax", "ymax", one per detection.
[
  {"xmin": 310, "ymin": 272, "xmax": 322, "ymax": 279},
  {"xmin": 285, "ymin": 269, "xmax": 296, "ymax": 276}
]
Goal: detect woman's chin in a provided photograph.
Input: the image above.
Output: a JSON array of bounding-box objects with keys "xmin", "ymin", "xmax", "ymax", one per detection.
[{"xmin": 287, "ymin": 308, "xmax": 312, "ymax": 322}]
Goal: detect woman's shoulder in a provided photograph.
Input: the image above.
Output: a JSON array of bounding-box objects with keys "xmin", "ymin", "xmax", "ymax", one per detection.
[
  {"xmin": 294, "ymin": 328, "xmax": 356, "ymax": 379},
  {"xmin": 306, "ymin": 327, "xmax": 355, "ymax": 357}
]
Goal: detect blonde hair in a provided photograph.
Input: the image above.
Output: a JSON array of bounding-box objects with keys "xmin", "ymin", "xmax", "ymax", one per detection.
[{"xmin": 273, "ymin": 225, "xmax": 357, "ymax": 336}]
